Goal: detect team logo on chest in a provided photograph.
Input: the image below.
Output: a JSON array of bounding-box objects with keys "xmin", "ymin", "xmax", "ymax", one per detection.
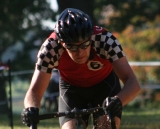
[{"xmin": 87, "ymin": 61, "xmax": 103, "ymax": 71}]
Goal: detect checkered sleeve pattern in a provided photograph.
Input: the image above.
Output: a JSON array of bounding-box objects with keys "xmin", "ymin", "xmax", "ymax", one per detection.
[
  {"xmin": 91, "ymin": 31, "xmax": 125, "ymax": 62},
  {"xmin": 36, "ymin": 38, "xmax": 64, "ymax": 73}
]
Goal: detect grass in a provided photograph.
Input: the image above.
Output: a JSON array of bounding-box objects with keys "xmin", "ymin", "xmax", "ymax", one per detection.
[
  {"xmin": 0, "ymin": 114, "xmax": 59, "ymax": 129},
  {"xmin": 121, "ymin": 107, "xmax": 160, "ymax": 129},
  {"xmin": 1, "ymin": 107, "xmax": 160, "ymax": 129}
]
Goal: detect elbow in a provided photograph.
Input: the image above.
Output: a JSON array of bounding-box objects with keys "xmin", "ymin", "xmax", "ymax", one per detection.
[{"xmin": 132, "ymin": 79, "xmax": 141, "ymax": 96}]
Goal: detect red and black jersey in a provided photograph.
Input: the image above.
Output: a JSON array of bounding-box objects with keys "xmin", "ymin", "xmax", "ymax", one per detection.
[{"xmin": 36, "ymin": 26, "xmax": 125, "ymax": 87}]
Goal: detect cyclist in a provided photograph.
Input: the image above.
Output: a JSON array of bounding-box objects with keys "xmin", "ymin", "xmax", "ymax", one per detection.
[{"xmin": 21, "ymin": 8, "xmax": 140, "ymax": 129}]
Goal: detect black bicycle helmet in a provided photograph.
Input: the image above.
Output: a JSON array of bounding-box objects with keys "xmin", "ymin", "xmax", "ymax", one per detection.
[{"xmin": 54, "ymin": 8, "xmax": 93, "ymax": 44}]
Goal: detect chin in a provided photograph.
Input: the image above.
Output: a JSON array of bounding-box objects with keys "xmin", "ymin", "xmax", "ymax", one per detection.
[
  {"xmin": 74, "ymin": 60, "xmax": 85, "ymax": 64},
  {"xmin": 74, "ymin": 59, "xmax": 87, "ymax": 64}
]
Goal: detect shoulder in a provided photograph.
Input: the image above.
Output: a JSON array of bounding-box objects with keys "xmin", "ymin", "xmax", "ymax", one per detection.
[
  {"xmin": 38, "ymin": 32, "xmax": 63, "ymax": 56},
  {"xmin": 93, "ymin": 26, "xmax": 107, "ymax": 34},
  {"xmin": 91, "ymin": 26, "xmax": 125, "ymax": 61},
  {"xmin": 92, "ymin": 26, "xmax": 117, "ymax": 41},
  {"xmin": 41, "ymin": 32, "xmax": 61, "ymax": 49},
  {"xmin": 91, "ymin": 26, "xmax": 118, "ymax": 46}
]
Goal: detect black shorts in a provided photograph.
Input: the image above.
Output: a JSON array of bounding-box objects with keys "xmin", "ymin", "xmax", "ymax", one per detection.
[{"xmin": 58, "ymin": 70, "xmax": 122, "ymax": 127}]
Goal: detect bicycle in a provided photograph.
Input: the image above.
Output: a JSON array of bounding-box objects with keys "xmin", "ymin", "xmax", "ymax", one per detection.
[{"xmin": 29, "ymin": 106, "xmax": 116, "ymax": 129}]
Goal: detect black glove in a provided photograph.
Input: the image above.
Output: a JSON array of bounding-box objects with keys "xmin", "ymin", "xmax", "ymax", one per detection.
[
  {"xmin": 21, "ymin": 107, "xmax": 39, "ymax": 127},
  {"xmin": 102, "ymin": 97, "xmax": 122, "ymax": 117}
]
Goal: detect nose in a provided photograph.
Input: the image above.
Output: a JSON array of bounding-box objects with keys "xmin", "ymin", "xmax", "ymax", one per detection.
[{"xmin": 76, "ymin": 47, "xmax": 84, "ymax": 55}]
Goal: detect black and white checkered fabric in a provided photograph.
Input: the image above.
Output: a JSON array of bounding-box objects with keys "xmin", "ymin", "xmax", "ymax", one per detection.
[
  {"xmin": 36, "ymin": 38, "xmax": 64, "ymax": 73},
  {"xmin": 36, "ymin": 31, "xmax": 125, "ymax": 73},
  {"xmin": 91, "ymin": 31, "xmax": 125, "ymax": 62}
]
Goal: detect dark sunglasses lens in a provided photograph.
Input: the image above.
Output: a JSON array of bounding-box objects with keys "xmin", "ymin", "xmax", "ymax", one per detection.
[
  {"xmin": 66, "ymin": 45, "xmax": 78, "ymax": 51},
  {"xmin": 80, "ymin": 41, "xmax": 90, "ymax": 49},
  {"xmin": 65, "ymin": 40, "xmax": 90, "ymax": 51}
]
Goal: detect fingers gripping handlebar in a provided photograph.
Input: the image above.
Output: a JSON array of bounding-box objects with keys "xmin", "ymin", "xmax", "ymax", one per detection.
[
  {"xmin": 28, "ymin": 106, "xmax": 117, "ymax": 129},
  {"xmin": 29, "ymin": 107, "xmax": 104, "ymax": 129},
  {"xmin": 23, "ymin": 97, "xmax": 122, "ymax": 129}
]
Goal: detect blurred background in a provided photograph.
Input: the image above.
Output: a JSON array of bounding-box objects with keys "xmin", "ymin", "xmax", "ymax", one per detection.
[{"xmin": 0, "ymin": 0, "xmax": 160, "ymax": 129}]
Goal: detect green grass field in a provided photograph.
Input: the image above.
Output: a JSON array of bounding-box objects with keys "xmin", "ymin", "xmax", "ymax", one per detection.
[{"xmin": 1, "ymin": 107, "xmax": 160, "ymax": 129}]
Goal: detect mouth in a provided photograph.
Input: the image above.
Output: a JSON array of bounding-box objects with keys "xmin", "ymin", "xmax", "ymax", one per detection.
[{"xmin": 77, "ymin": 56, "xmax": 85, "ymax": 60}]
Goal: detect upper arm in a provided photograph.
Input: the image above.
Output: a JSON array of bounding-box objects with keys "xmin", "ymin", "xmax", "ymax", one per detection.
[
  {"xmin": 29, "ymin": 70, "xmax": 52, "ymax": 98},
  {"xmin": 111, "ymin": 57, "xmax": 136, "ymax": 84}
]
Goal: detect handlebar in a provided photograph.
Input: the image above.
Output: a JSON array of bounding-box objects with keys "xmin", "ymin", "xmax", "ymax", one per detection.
[
  {"xmin": 39, "ymin": 107, "xmax": 103, "ymax": 120},
  {"xmin": 30, "ymin": 107, "xmax": 115, "ymax": 129}
]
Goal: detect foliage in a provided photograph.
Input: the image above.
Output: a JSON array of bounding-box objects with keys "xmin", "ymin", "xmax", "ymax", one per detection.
[
  {"xmin": 116, "ymin": 15, "xmax": 160, "ymax": 84},
  {"xmin": 96, "ymin": 0, "xmax": 160, "ymax": 32},
  {"xmin": 0, "ymin": 0, "xmax": 57, "ymax": 71}
]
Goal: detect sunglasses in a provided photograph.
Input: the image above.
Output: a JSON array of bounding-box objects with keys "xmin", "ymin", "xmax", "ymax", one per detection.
[{"xmin": 64, "ymin": 40, "xmax": 91, "ymax": 52}]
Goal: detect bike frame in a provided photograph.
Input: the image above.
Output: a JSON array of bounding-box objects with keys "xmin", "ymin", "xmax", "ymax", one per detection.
[{"xmin": 29, "ymin": 107, "xmax": 116, "ymax": 129}]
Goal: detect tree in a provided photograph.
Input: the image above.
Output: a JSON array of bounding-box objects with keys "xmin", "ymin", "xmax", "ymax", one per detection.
[
  {"xmin": 1, "ymin": 0, "xmax": 159, "ymax": 83},
  {"xmin": 97, "ymin": 0, "xmax": 160, "ymax": 32},
  {"xmin": 0, "ymin": 0, "xmax": 57, "ymax": 71},
  {"xmin": 117, "ymin": 16, "xmax": 160, "ymax": 84}
]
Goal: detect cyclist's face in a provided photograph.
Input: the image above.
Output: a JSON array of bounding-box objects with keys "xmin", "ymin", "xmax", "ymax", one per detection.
[{"xmin": 61, "ymin": 40, "xmax": 91, "ymax": 64}]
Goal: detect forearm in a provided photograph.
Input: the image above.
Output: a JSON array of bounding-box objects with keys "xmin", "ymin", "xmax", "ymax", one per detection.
[
  {"xmin": 24, "ymin": 90, "xmax": 42, "ymax": 108},
  {"xmin": 112, "ymin": 57, "xmax": 141, "ymax": 106},
  {"xmin": 24, "ymin": 70, "xmax": 51, "ymax": 108},
  {"xmin": 117, "ymin": 78, "xmax": 140, "ymax": 106}
]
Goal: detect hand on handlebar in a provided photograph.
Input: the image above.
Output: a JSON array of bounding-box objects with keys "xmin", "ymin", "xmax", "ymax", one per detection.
[
  {"xmin": 21, "ymin": 107, "xmax": 39, "ymax": 127},
  {"xmin": 103, "ymin": 96, "xmax": 122, "ymax": 117}
]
